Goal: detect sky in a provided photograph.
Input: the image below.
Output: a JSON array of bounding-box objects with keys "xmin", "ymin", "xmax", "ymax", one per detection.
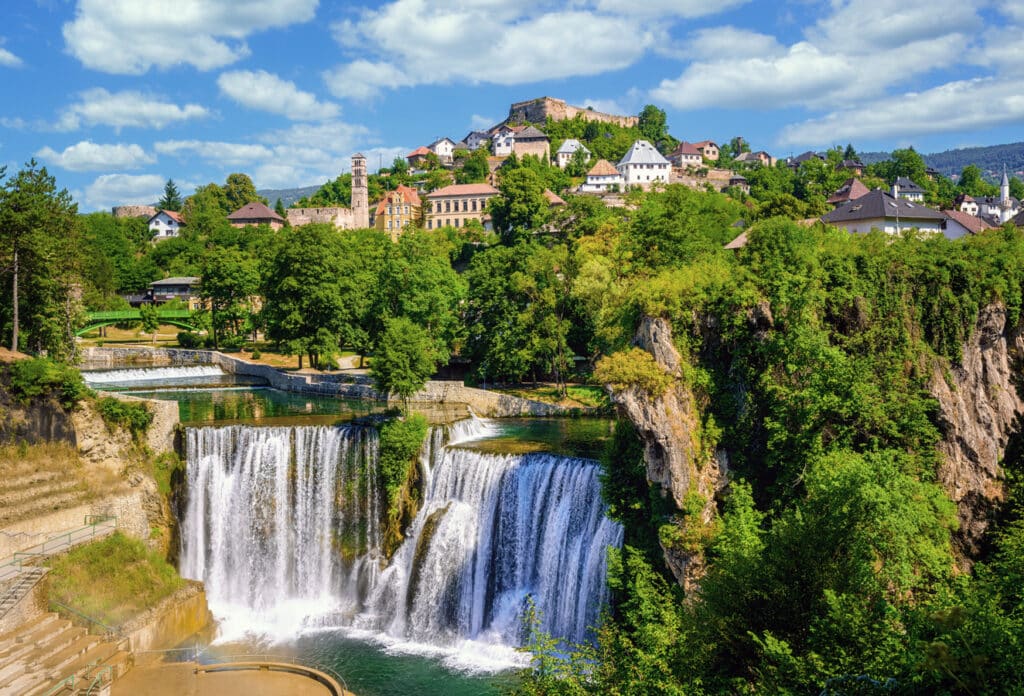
[{"xmin": 0, "ymin": 0, "xmax": 1022, "ymax": 212}]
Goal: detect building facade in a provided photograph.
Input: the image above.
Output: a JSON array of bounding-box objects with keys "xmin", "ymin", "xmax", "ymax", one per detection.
[
  {"xmin": 425, "ymin": 183, "xmax": 498, "ymax": 230},
  {"xmin": 374, "ymin": 185, "xmax": 422, "ymax": 240},
  {"xmin": 617, "ymin": 140, "xmax": 670, "ymax": 188},
  {"xmin": 148, "ymin": 210, "xmax": 185, "ymax": 240}
]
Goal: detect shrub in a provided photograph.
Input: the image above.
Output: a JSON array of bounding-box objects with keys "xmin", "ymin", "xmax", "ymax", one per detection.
[
  {"xmin": 377, "ymin": 414, "xmax": 429, "ymax": 511},
  {"xmin": 594, "ymin": 348, "xmax": 674, "ymax": 397},
  {"xmin": 8, "ymin": 358, "xmax": 90, "ymax": 409},
  {"xmin": 250, "ymin": 349, "xmax": 262, "ymax": 360},
  {"xmin": 176, "ymin": 331, "xmax": 201, "ymax": 348},
  {"xmin": 96, "ymin": 397, "xmax": 153, "ymax": 439}
]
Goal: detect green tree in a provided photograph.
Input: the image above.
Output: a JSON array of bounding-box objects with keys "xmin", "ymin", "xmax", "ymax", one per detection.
[
  {"xmin": 490, "ymin": 168, "xmax": 550, "ymax": 245},
  {"xmin": 638, "ymin": 104, "xmax": 669, "ymax": 146},
  {"xmin": 273, "ymin": 198, "xmax": 287, "ymax": 219},
  {"xmin": 139, "ymin": 302, "xmax": 160, "ymax": 344},
  {"xmin": 456, "ymin": 147, "xmax": 489, "ymax": 184},
  {"xmin": 260, "ymin": 224, "xmax": 346, "ymax": 369},
  {"xmin": 222, "ymin": 172, "xmax": 265, "ymax": 211},
  {"xmin": 370, "ymin": 316, "xmax": 438, "ymax": 406},
  {"xmin": 199, "ymin": 247, "xmax": 260, "ymax": 348},
  {"xmin": 0, "ymin": 160, "xmax": 81, "ymax": 356},
  {"xmin": 158, "ymin": 179, "xmax": 183, "ymax": 210},
  {"xmin": 957, "ymin": 164, "xmax": 998, "ymax": 197}
]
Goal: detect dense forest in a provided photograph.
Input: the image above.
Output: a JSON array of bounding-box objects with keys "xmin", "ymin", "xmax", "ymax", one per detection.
[
  {"xmin": 3, "ymin": 147, "xmax": 1024, "ymax": 693},
  {"xmin": 861, "ymin": 142, "xmax": 1024, "ymax": 180}
]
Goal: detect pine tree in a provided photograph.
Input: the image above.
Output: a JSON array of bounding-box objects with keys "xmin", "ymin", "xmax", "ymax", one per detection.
[{"xmin": 158, "ymin": 179, "xmax": 183, "ymax": 211}]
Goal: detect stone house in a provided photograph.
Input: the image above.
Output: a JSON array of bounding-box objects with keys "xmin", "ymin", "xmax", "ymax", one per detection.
[
  {"xmin": 555, "ymin": 139, "xmax": 590, "ymax": 169},
  {"xmin": 511, "ymin": 126, "xmax": 551, "ymax": 162},
  {"xmin": 374, "ymin": 185, "xmax": 422, "ymax": 240},
  {"xmin": 148, "ymin": 210, "xmax": 185, "ymax": 240},
  {"xmin": 407, "ymin": 146, "xmax": 431, "ymax": 168},
  {"xmin": 695, "ymin": 141, "xmax": 719, "ymax": 161},
  {"xmin": 728, "ymin": 175, "xmax": 750, "ymax": 195},
  {"xmin": 617, "ymin": 140, "xmax": 670, "ymax": 189},
  {"xmin": 227, "ymin": 202, "xmax": 285, "ymax": 230},
  {"xmin": 425, "ymin": 183, "xmax": 499, "ymax": 230}
]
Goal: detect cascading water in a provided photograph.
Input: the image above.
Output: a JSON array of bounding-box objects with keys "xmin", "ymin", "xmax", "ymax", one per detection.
[
  {"xmin": 82, "ymin": 365, "xmax": 225, "ymax": 384},
  {"xmin": 180, "ymin": 417, "xmax": 622, "ymax": 669}
]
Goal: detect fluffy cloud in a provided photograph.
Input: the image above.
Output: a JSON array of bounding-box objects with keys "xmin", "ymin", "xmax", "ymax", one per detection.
[
  {"xmin": 85, "ymin": 173, "xmax": 166, "ymax": 210},
  {"xmin": 217, "ymin": 70, "xmax": 339, "ymax": 121},
  {"xmin": 653, "ymin": 0, "xmax": 980, "ymax": 111},
  {"xmin": 63, "ymin": 0, "xmax": 318, "ymax": 74},
  {"xmin": 594, "ymin": 0, "xmax": 750, "ymax": 17},
  {"xmin": 0, "ymin": 47, "xmax": 21, "ymax": 67},
  {"xmin": 325, "ymin": 3, "xmax": 659, "ymax": 100},
  {"xmin": 57, "ymin": 89, "xmax": 209, "ymax": 131},
  {"xmin": 779, "ymin": 78, "xmax": 1024, "ymax": 146},
  {"xmin": 155, "ymin": 140, "xmax": 274, "ymax": 166},
  {"xmin": 36, "ymin": 140, "xmax": 154, "ymax": 171}
]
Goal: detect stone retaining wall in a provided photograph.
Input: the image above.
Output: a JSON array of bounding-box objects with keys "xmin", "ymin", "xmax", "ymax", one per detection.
[
  {"xmin": 79, "ymin": 348, "xmax": 598, "ymax": 418},
  {"xmin": 123, "ymin": 581, "xmax": 213, "ymax": 660}
]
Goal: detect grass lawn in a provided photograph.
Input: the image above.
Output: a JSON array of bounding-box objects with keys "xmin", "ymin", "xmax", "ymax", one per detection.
[
  {"xmin": 47, "ymin": 532, "xmax": 183, "ymax": 628},
  {"xmin": 491, "ymin": 383, "xmax": 611, "ymax": 410}
]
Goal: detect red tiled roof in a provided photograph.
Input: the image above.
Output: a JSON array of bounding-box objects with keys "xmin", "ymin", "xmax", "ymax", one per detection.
[
  {"xmin": 943, "ymin": 209, "xmax": 994, "ymax": 234},
  {"xmin": 672, "ymin": 142, "xmax": 702, "ymax": 156},
  {"xmin": 425, "ymin": 183, "xmax": 499, "ymax": 198},
  {"xmin": 587, "ymin": 159, "xmax": 619, "ymax": 176},
  {"xmin": 149, "ymin": 209, "xmax": 186, "ymax": 224},
  {"xmin": 694, "ymin": 140, "xmax": 718, "ymax": 149},
  {"xmin": 374, "ymin": 185, "xmax": 422, "ymax": 215},
  {"xmin": 227, "ymin": 202, "xmax": 284, "ymax": 222},
  {"xmin": 407, "ymin": 146, "xmax": 430, "ymax": 157},
  {"xmin": 827, "ymin": 178, "xmax": 870, "ymax": 204}
]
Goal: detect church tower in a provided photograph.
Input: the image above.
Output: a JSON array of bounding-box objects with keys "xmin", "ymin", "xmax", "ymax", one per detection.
[
  {"xmin": 1001, "ymin": 165, "xmax": 1012, "ymax": 223},
  {"xmin": 351, "ymin": 153, "xmax": 369, "ymax": 229}
]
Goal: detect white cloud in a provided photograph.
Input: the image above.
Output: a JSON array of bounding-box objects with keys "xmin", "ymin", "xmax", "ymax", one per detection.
[
  {"xmin": 594, "ymin": 0, "xmax": 751, "ymax": 17},
  {"xmin": 469, "ymin": 114, "xmax": 496, "ymax": 131},
  {"xmin": 998, "ymin": 0, "xmax": 1024, "ymax": 21},
  {"xmin": 62, "ymin": 0, "xmax": 319, "ymax": 75},
  {"xmin": 325, "ymin": 3, "xmax": 659, "ymax": 99},
  {"xmin": 217, "ymin": 70, "xmax": 339, "ymax": 121},
  {"xmin": 85, "ymin": 173, "xmax": 165, "ymax": 210},
  {"xmin": 57, "ymin": 89, "xmax": 210, "ymax": 131},
  {"xmin": 683, "ymin": 26, "xmax": 784, "ymax": 61},
  {"xmin": 811, "ymin": 0, "xmax": 983, "ymax": 53},
  {"xmin": 323, "ymin": 60, "xmax": 414, "ymax": 101},
  {"xmin": 36, "ymin": 140, "xmax": 154, "ymax": 171},
  {"xmin": 0, "ymin": 47, "xmax": 21, "ymax": 67},
  {"xmin": 155, "ymin": 140, "xmax": 274, "ymax": 166},
  {"xmin": 779, "ymin": 78, "xmax": 1024, "ymax": 146}
]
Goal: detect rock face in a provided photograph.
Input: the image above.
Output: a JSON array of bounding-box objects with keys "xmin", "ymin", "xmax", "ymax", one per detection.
[
  {"xmin": 930, "ymin": 303, "xmax": 1024, "ymax": 556},
  {"xmin": 609, "ymin": 316, "xmax": 727, "ymax": 588}
]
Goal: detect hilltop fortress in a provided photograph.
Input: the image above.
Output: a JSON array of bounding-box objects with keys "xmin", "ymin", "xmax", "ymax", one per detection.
[{"xmin": 505, "ymin": 97, "xmax": 638, "ymax": 128}]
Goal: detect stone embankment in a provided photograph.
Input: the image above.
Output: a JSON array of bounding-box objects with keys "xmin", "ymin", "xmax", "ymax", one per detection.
[
  {"xmin": 80, "ymin": 347, "xmax": 594, "ymax": 417},
  {"xmin": 121, "ymin": 581, "xmax": 212, "ymax": 659}
]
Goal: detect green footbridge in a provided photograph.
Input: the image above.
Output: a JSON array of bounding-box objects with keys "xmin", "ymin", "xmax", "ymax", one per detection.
[{"xmin": 77, "ymin": 309, "xmax": 199, "ymax": 336}]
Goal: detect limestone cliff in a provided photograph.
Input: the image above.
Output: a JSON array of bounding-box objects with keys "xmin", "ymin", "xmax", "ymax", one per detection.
[
  {"xmin": 608, "ymin": 316, "xmax": 727, "ymax": 588},
  {"xmin": 929, "ymin": 303, "xmax": 1024, "ymax": 557}
]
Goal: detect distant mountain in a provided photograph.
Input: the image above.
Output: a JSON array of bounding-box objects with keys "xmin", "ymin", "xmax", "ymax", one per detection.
[
  {"xmin": 257, "ymin": 185, "xmax": 322, "ymax": 208},
  {"xmin": 859, "ymin": 142, "xmax": 1024, "ymax": 180}
]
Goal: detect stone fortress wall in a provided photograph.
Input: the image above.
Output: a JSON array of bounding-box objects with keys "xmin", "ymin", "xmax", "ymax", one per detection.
[
  {"xmin": 112, "ymin": 205, "xmax": 157, "ymax": 219},
  {"xmin": 507, "ymin": 97, "xmax": 639, "ymax": 128}
]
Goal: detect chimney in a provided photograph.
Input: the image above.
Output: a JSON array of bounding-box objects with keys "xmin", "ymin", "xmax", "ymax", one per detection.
[{"xmin": 891, "ymin": 182, "xmax": 899, "ymax": 199}]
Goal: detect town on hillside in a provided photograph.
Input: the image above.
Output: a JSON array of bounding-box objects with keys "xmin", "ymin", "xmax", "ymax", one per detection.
[{"xmin": 115, "ymin": 96, "xmax": 1024, "ymax": 251}]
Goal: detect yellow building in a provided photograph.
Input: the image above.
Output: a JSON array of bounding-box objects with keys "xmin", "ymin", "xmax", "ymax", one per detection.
[
  {"xmin": 373, "ymin": 185, "xmax": 421, "ymax": 239},
  {"xmin": 425, "ymin": 183, "xmax": 499, "ymax": 230}
]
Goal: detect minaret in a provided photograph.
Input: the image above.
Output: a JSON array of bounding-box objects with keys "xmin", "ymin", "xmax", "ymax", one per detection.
[
  {"xmin": 351, "ymin": 153, "xmax": 369, "ymax": 229},
  {"xmin": 999, "ymin": 164, "xmax": 1011, "ymax": 222}
]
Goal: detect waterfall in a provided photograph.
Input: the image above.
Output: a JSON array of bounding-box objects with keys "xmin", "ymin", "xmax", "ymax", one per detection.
[
  {"xmin": 82, "ymin": 365, "xmax": 225, "ymax": 384},
  {"xmin": 180, "ymin": 417, "xmax": 622, "ymax": 666}
]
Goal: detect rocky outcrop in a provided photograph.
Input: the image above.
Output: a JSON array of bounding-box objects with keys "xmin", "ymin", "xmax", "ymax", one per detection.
[
  {"xmin": 930, "ymin": 303, "xmax": 1024, "ymax": 556},
  {"xmin": 608, "ymin": 316, "xmax": 728, "ymax": 588}
]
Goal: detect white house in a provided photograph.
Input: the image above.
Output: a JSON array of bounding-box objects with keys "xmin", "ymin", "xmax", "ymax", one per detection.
[
  {"xmin": 617, "ymin": 140, "xmax": 670, "ymax": 188},
  {"xmin": 893, "ymin": 177, "xmax": 925, "ymax": 203},
  {"xmin": 463, "ymin": 131, "xmax": 491, "ymax": 150},
  {"xmin": 492, "ymin": 126, "xmax": 518, "ymax": 156},
  {"xmin": 148, "ymin": 210, "xmax": 185, "ymax": 240},
  {"xmin": 556, "ymin": 139, "xmax": 590, "ymax": 169},
  {"xmin": 955, "ymin": 194, "xmax": 980, "ymax": 216},
  {"xmin": 428, "ymin": 137, "xmax": 457, "ymax": 164},
  {"xmin": 822, "ymin": 189, "xmax": 954, "ymax": 237},
  {"xmin": 667, "ymin": 142, "xmax": 702, "ymax": 168},
  {"xmin": 579, "ymin": 159, "xmax": 623, "ymax": 193}
]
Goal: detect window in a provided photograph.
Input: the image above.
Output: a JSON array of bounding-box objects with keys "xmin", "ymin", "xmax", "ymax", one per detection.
[
  {"xmin": 445, "ymin": 200, "xmax": 451, "ymax": 213},
  {"xmin": 472, "ymin": 200, "xmax": 477, "ymax": 212},
  {"xmin": 462, "ymin": 200, "xmax": 468, "ymax": 212}
]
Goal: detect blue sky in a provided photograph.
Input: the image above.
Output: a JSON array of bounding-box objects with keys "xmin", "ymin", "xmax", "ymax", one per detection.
[{"xmin": 1, "ymin": 0, "xmax": 1022, "ymax": 211}]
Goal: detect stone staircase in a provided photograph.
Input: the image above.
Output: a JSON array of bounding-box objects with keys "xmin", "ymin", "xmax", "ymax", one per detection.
[
  {"xmin": 0, "ymin": 568, "xmax": 48, "ymax": 619},
  {"xmin": 0, "ymin": 469, "xmax": 91, "ymax": 530},
  {"xmin": 0, "ymin": 613, "xmax": 130, "ymax": 695}
]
